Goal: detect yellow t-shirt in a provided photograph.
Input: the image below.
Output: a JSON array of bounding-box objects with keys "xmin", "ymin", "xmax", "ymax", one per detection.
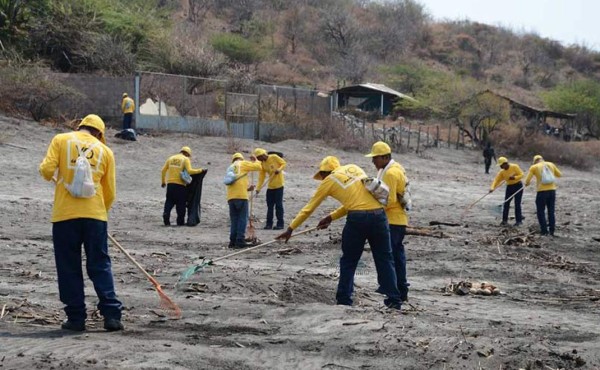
[
  {"xmin": 525, "ymin": 161, "xmax": 562, "ymax": 192},
  {"xmin": 161, "ymin": 154, "xmax": 203, "ymax": 186},
  {"xmin": 491, "ymin": 163, "xmax": 524, "ymax": 190},
  {"xmin": 39, "ymin": 131, "xmax": 116, "ymax": 222},
  {"xmin": 226, "ymin": 160, "xmax": 263, "ymax": 200},
  {"xmin": 382, "ymin": 161, "xmax": 408, "ymax": 226},
  {"xmin": 289, "ymin": 164, "xmax": 382, "ymax": 230},
  {"xmin": 257, "ymin": 154, "xmax": 286, "ymax": 191},
  {"xmin": 121, "ymin": 97, "xmax": 135, "ymax": 114}
]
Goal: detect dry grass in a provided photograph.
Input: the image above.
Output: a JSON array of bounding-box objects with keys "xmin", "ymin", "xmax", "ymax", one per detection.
[{"xmin": 491, "ymin": 125, "xmax": 597, "ymax": 170}]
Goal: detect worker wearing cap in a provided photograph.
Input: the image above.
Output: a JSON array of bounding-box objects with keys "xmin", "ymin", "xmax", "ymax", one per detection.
[
  {"xmin": 39, "ymin": 114, "xmax": 124, "ymax": 332},
  {"xmin": 490, "ymin": 156, "xmax": 524, "ymax": 226},
  {"xmin": 365, "ymin": 141, "xmax": 410, "ymax": 302},
  {"xmin": 254, "ymin": 148, "xmax": 286, "ymax": 230},
  {"xmin": 525, "ymin": 155, "xmax": 562, "ymax": 236},
  {"xmin": 121, "ymin": 93, "xmax": 135, "ymax": 130},
  {"xmin": 276, "ymin": 156, "xmax": 402, "ymax": 310},
  {"xmin": 161, "ymin": 146, "xmax": 204, "ymax": 226},
  {"xmin": 227, "ymin": 153, "xmax": 262, "ymax": 248}
]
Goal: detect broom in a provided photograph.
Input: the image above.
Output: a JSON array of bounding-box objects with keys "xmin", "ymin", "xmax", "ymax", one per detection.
[
  {"xmin": 177, "ymin": 226, "xmax": 318, "ymax": 287},
  {"xmin": 245, "ymin": 172, "xmax": 257, "ymax": 243}
]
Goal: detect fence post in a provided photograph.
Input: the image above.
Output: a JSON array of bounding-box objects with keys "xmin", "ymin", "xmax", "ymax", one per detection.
[
  {"xmin": 398, "ymin": 123, "xmax": 402, "ymax": 148},
  {"xmin": 436, "ymin": 125, "xmax": 440, "ymax": 147},
  {"xmin": 383, "ymin": 124, "xmax": 386, "ymax": 142},
  {"xmin": 371, "ymin": 121, "xmax": 375, "ymax": 141},
  {"xmin": 456, "ymin": 125, "xmax": 460, "ymax": 149},
  {"xmin": 407, "ymin": 122, "xmax": 412, "ymax": 150},
  {"xmin": 256, "ymin": 88, "xmax": 261, "ymax": 140},
  {"xmin": 448, "ymin": 122, "xmax": 452, "ymax": 147},
  {"xmin": 416, "ymin": 126, "xmax": 421, "ymax": 153},
  {"xmin": 426, "ymin": 126, "xmax": 430, "ymax": 147},
  {"xmin": 362, "ymin": 120, "xmax": 366, "ymax": 138},
  {"xmin": 134, "ymin": 72, "xmax": 140, "ymax": 129},
  {"xmin": 224, "ymin": 86, "xmax": 229, "ymax": 135}
]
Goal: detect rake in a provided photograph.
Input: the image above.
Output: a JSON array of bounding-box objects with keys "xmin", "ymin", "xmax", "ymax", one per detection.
[
  {"xmin": 246, "ymin": 172, "xmax": 257, "ymax": 243},
  {"xmin": 108, "ymin": 235, "xmax": 182, "ymax": 320},
  {"xmin": 461, "ymin": 180, "xmax": 505, "ymax": 220},
  {"xmin": 177, "ymin": 226, "xmax": 318, "ymax": 287}
]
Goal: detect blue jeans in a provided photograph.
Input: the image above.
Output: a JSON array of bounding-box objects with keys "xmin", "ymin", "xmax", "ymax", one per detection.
[
  {"xmin": 164, "ymin": 183, "xmax": 187, "ymax": 225},
  {"xmin": 229, "ymin": 199, "xmax": 249, "ymax": 244},
  {"xmin": 52, "ymin": 219, "xmax": 122, "ymax": 322},
  {"xmin": 266, "ymin": 187, "xmax": 284, "ymax": 228},
  {"xmin": 536, "ymin": 190, "xmax": 556, "ymax": 235},
  {"xmin": 390, "ymin": 225, "xmax": 409, "ymax": 300},
  {"xmin": 336, "ymin": 210, "xmax": 401, "ymax": 306},
  {"xmin": 123, "ymin": 113, "xmax": 133, "ymax": 130},
  {"xmin": 503, "ymin": 182, "xmax": 523, "ymax": 223}
]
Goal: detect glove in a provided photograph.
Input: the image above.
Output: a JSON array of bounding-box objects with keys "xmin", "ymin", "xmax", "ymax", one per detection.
[
  {"xmin": 317, "ymin": 215, "xmax": 333, "ymax": 230},
  {"xmin": 276, "ymin": 228, "xmax": 293, "ymax": 243},
  {"xmin": 161, "ymin": 183, "xmax": 166, "ymax": 188}
]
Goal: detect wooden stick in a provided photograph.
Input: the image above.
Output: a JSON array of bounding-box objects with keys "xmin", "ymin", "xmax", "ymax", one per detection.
[
  {"xmin": 212, "ymin": 227, "xmax": 317, "ymax": 263},
  {"xmin": 0, "ymin": 142, "xmax": 27, "ymax": 150},
  {"xmin": 501, "ymin": 185, "xmax": 525, "ymax": 205},
  {"xmin": 108, "ymin": 234, "xmax": 160, "ymax": 288},
  {"xmin": 462, "ymin": 180, "xmax": 505, "ymax": 217}
]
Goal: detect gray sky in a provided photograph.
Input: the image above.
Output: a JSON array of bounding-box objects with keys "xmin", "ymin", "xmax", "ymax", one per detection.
[{"xmin": 419, "ymin": 0, "xmax": 598, "ymax": 50}]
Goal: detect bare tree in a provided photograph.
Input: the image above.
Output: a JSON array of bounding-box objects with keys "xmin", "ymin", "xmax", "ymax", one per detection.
[
  {"xmin": 282, "ymin": 5, "xmax": 305, "ymax": 54},
  {"xmin": 188, "ymin": 0, "xmax": 215, "ymax": 23}
]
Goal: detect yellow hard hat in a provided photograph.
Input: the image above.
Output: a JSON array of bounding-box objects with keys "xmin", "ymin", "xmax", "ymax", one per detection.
[
  {"xmin": 232, "ymin": 152, "xmax": 244, "ymax": 162},
  {"xmin": 180, "ymin": 146, "xmax": 192, "ymax": 156},
  {"xmin": 533, "ymin": 154, "xmax": 543, "ymax": 163},
  {"xmin": 313, "ymin": 156, "xmax": 340, "ymax": 180},
  {"xmin": 122, "ymin": 93, "xmax": 128, "ymax": 97},
  {"xmin": 78, "ymin": 114, "xmax": 106, "ymax": 144},
  {"xmin": 497, "ymin": 157, "xmax": 508, "ymax": 166},
  {"xmin": 365, "ymin": 141, "xmax": 391, "ymax": 157},
  {"xmin": 253, "ymin": 148, "xmax": 267, "ymax": 157}
]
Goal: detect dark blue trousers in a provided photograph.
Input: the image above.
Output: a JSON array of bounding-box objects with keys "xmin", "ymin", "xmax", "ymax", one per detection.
[
  {"xmin": 390, "ymin": 225, "xmax": 409, "ymax": 300},
  {"xmin": 336, "ymin": 210, "xmax": 401, "ymax": 307},
  {"xmin": 164, "ymin": 183, "xmax": 187, "ymax": 225},
  {"xmin": 503, "ymin": 182, "xmax": 523, "ymax": 223},
  {"xmin": 265, "ymin": 187, "xmax": 284, "ymax": 228},
  {"xmin": 536, "ymin": 190, "xmax": 556, "ymax": 235},
  {"xmin": 52, "ymin": 219, "xmax": 122, "ymax": 322},
  {"xmin": 122, "ymin": 113, "xmax": 133, "ymax": 130},
  {"xmin": 229, "ymin": 199, "xmax": 249, "ymax": 245}
]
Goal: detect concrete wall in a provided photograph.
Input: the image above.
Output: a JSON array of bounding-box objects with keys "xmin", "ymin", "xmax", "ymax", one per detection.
[{"xmin": 48, "ymin": 73, "xmax": 134, "ymax": 127}]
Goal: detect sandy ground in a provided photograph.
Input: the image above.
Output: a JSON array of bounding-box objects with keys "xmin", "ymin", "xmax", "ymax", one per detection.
[{"xmin": 1, "ymin": 115, "xmax": 600, "ymax": 370}]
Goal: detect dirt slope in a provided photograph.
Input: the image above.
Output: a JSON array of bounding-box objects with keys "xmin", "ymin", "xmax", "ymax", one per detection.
[{"xmin": 1, "ymin": 115, "xmax": 599, "ymax": 370}]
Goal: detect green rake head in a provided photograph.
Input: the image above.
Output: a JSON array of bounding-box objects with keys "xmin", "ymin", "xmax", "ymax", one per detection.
[{"xmin": 176, "ymin": 259, "xmax": 212, "ymax": 288}]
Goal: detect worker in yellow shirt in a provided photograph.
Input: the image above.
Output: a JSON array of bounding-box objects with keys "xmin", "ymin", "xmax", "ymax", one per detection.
[
  {"xmin": 490, "ymin": 156, "xmax": 524, "ymax": 226},
  {"xmin": 365, "ymin": 142, "xmax": 410, "ymax": 302},
  {"xmin": 227, "ymin": 153, "xmax": 263, "ymax": 248},
  {"xmin": 161, "ymin": 146, "xmax": 204, "ymax": 226},
  {"xmin": 254, "ymin": 148, "xmax": 286, "ymax": 230},
  {"xmin": 121, "ymin": 93, "xmax": 135, "ymax": 130},
  {"xmin": 525, "ymin": 155, "xmax": 562, "ymax": 236},
  {"xmin": 39, "ymin": 114, "xmax": 123, "ymax": 332},
  {"xmin": 276, "ymin": 156, "xmax": 402, "ymax": 310}
]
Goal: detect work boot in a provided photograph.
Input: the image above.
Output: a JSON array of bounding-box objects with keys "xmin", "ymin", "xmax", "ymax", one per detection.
[
  {"xmin": 273, "ymin": 225, "xmax": 284, "ymax": 230},
  {"xmin": 234, "ymin": 241, "xmax": 254, "ymax": 249},
  {"xmin": 163, "ymin": 215, "xmax": 170, "ymax": 226},
  {"xmin": 104, "ymin": 318, "xmax": 124, "ymax": 332},
  {"xmin": 500, "ymin": 221, "xmax": 507, "ymax": 226},
  {"xmin": 61, "ymin": 320, "xmax": 85, "ymax": 332},
  {"xmin": 514, "ymin": 222, "xmax": 523, "ymax": 227},
  {"xmin": 384, "ymin": 301, "xmax": 402, "ymax": 310},
  {"xmin": 263, "ymin": 225, "xmax": 273, "ymax": 230},
  {"xmin": 228, "ymin": 241, "xmax": 235, "ymax": 248}
]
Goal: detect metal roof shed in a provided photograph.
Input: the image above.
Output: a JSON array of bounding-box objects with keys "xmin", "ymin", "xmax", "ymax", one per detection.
[{"xmin": 333, "ymin": 83, "xmax": 417, "ymax": 116}]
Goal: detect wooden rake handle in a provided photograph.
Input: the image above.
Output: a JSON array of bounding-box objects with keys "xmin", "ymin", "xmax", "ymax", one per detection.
[
  {"xmin": 108, "ymin": 234, "xmax": 160, "ymax": 288},
  {"xmin": 211, "ymin": 226, "xmax": 318, "ymax": 264},
  {"xmin": 501, "ymin": 185, "xmax": 525, "ymax": 204}
]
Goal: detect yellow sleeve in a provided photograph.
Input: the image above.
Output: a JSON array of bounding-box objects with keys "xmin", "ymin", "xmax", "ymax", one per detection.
[
  {"xmin": 330, "ymin": 206, "xmax": 348, "ymax": 220},
  {"xmin": 39, "ymin": 136, "xmax": 61, "ymax": 181},
  {"xmin": 490, "ymin": 171, "xmax": 503, "ymax": 191},
  {"xmin": 290, "ymin": 181, "xmax": 332, "ymax": 230},
  {"xmin": 513, "ymin": 165, "xmax": 524, "ymax": 181},
  {"xmin": 161, "ymin": 160, "xmax": 168, "ymax": 184},
  {"xmin": 183, "ymin": 157, "xmax": 203, "ymax": 175},
  {"xmin": 241, "ymin": 161, "xmax": 262, "ymax": 172},
  {"xmin": 121, "ymin": 99, "xmax": 126, "ymax": 112},
  {"xmin": 553, "ymin": 163, "xmax": 562, "ymax": 178},
  {"xmin": 525, "ymin": 166, "xmax": 535, "ymax": 186},
  {"xmin": 102, "ymin": 152, "xmax": 116, "ymax": 211},
  {"xmin": 256, "ymin": 168, "xmax": 267, "ymax": 191},
  {"xmin": 276, "ymin": 156, "xmax": 286, "ymax": 172}
]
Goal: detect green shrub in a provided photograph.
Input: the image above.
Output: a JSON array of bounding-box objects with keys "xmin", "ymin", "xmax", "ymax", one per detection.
[{"xmin": 211, "ymin": 33, "xmax": 265, "ymax": 65}]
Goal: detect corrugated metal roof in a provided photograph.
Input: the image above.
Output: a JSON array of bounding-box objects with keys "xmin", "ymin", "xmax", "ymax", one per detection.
[{"xmin": 335, "ymin": 83, "xmax": 418, "ymax": 102}]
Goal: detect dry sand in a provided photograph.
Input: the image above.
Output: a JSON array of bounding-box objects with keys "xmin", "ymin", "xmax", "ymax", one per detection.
[{"xmin": 1, "ymin": 115, "xmax": 599, "ymax": 369}]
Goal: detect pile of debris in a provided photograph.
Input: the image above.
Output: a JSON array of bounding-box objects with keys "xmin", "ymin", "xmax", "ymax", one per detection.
[{"xmin": 442, "ymin": 281, "xmax": 503, "ymax": 296}]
